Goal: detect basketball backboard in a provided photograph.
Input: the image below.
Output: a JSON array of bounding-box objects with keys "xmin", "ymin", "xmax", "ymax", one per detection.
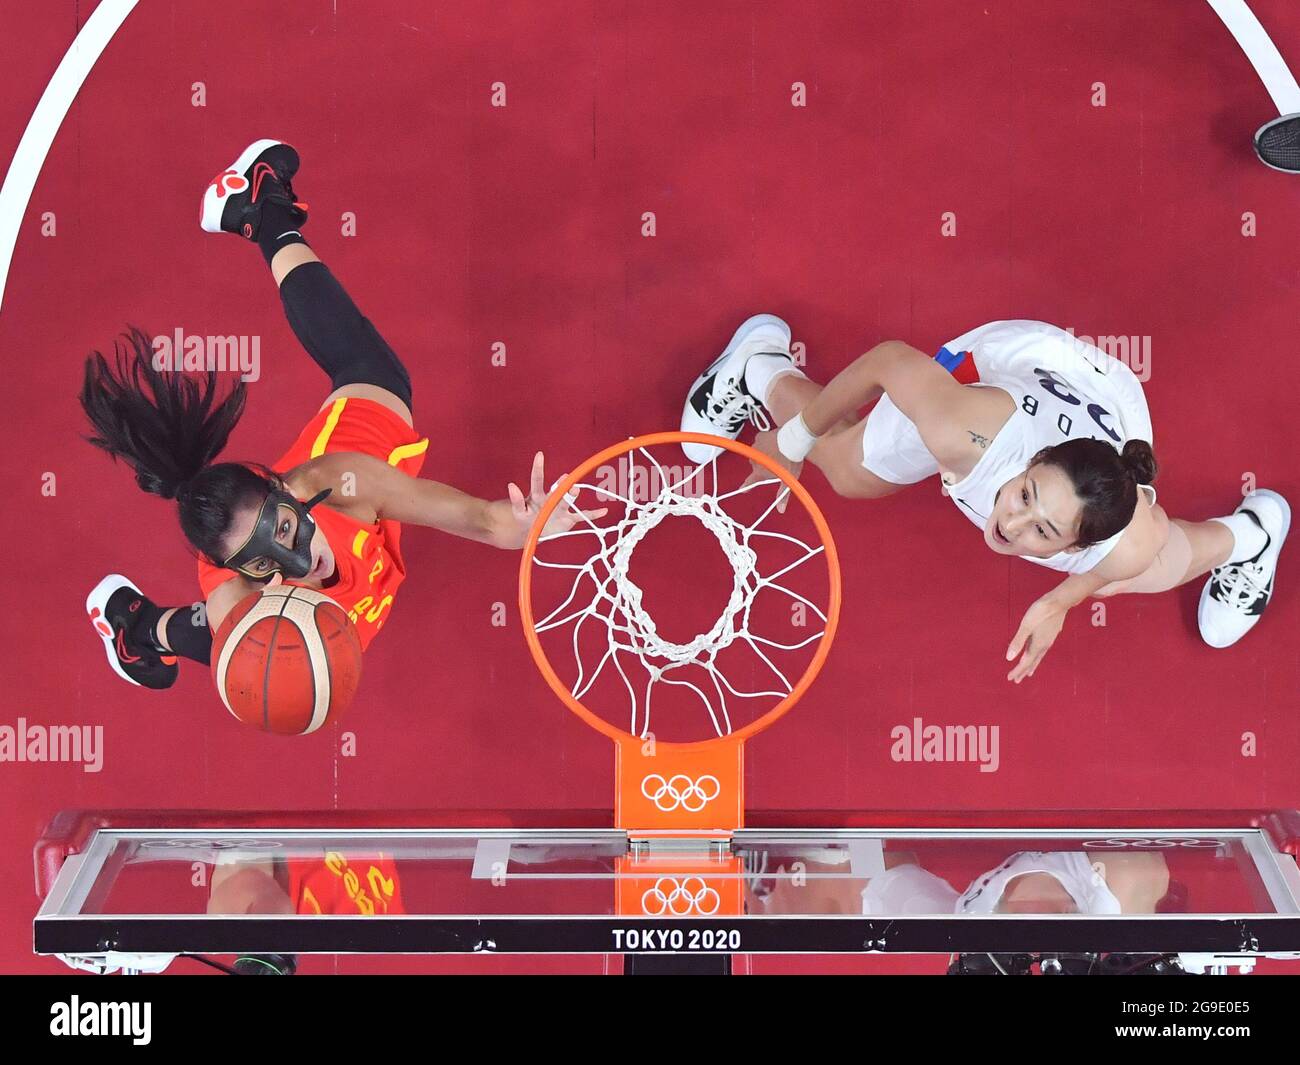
[{"xmin": 34, "ymin": 808, "xmax": 1300, "ymax": 974}]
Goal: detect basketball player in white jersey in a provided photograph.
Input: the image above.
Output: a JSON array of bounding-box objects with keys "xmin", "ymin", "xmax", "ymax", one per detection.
[
  {"xmin": 682, "ymin": 317, "xmax": 1290, "ymax": 682},
  {"xmin": 745, "ymin": 846, "xmax": 1168, "ymax": 916},
  {"xmin": 955, "ymin": 848, "xmax": 1170, "ymax": 915}
]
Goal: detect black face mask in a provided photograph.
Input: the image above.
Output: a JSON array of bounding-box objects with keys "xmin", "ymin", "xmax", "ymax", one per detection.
[{"xmin": 223, "ymin": 489, "xmax": 332, "ymax": 581}]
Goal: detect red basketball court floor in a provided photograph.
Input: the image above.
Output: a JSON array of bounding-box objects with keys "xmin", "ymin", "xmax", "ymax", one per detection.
[{"xmin": 1, "ymin": 1, "xmax": 1297, "ymax": 972}]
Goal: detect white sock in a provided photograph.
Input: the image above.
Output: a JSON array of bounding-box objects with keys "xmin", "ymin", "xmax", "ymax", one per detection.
[
  {"xmin": 1210, "ymin": 512, "xmax": 1268, "ymax": 564},
  {"xmin": 744, "ymin": 353, "xmax": 804, "ymax": 408}
]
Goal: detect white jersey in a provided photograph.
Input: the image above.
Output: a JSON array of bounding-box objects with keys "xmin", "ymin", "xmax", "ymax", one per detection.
[
  {"xmin": 956, "ymin": 851, "xmax": 1123, "ymax": 914},
  {"xmin": 859, "ymin": 320, "xmax": 1154, "ymax": 574},
  {"xmin": 860, "ymin": 864, "xmax": 960, "ymax": 915}
]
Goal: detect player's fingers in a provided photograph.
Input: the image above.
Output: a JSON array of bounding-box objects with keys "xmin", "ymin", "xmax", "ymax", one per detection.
[
  {"xmin": 1017, "ymin": 646, "xmax": 1048, "ymax": 683},
  {"xmin": 1005, "ymin": 625, "xmax": 1031, "ymax": 661},
  {"xmin": 1006, "ymin": 648, "xmax": 1033, "ymax": 683},
  {"xmin": 507, "ymin": 481, "xmax": 528, "ymax": 518},
  {"xmin": 530, "ymin": 452, "xmax": 546, "ymax": 498}
]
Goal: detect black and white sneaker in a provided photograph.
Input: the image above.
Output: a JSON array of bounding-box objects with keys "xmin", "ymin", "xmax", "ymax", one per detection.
[
  {"xmin": 1198, "ymin": 490, "xmax": 1290, "ymax": 648},
  {"xmin": 86, "ymin": 575, "xmax": 178, "ymax": 689},
  {"xmin": 200, "ymin": 139, "xmax": 308, "ymax": 240},
  {"xmin": 680, "ymin": 314, "xmax": 792, "ymax": 464}
]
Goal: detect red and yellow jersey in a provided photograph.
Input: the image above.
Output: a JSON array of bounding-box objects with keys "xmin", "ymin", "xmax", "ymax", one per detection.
[
  {"xmin": 197, "ymin": 397, "xmax": 429, "ymax": 650},
  {"xmin": 287, "ymin": 851, "xmax": 406, "ymax": 916}
]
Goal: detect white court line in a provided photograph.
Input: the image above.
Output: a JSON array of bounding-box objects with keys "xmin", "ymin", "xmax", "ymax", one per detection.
[
  {"xmin": 0, "ymin": 0, "xmax": 139, "ymax": 314},
  {"xmin": 1207, "ymin": 0, "xmax": 1300, "ymax": 115}
]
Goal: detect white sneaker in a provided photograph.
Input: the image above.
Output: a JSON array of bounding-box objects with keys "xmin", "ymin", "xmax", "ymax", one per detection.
[
  {"xmin": 680, "ymin": 314, "xmax": 792, "ymax": 464},
  {"xmin": 1198, "ymin": 489, "xmax": 1291, "ymax": 648}
]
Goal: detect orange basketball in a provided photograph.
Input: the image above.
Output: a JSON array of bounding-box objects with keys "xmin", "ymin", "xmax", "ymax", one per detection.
[{"xmin": 211, "ymin": 585, "xmax": 363, "ymax": 735}]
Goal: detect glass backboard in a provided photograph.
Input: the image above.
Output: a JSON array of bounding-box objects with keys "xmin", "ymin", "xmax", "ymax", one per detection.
[{"xmin": 33, "ymin": 809, "xmax": 1300, "ymax": 973}]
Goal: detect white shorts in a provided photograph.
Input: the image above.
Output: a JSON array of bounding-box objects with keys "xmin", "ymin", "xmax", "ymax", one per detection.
[{"xmin": 860, "ymin": 395, "xmax": 941, "ymax": 485}]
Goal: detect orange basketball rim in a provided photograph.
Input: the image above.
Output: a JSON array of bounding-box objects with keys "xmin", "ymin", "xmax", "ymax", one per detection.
[{"xmin": 519, "ymin": 431, "xmax": 841, "ymax": 836}]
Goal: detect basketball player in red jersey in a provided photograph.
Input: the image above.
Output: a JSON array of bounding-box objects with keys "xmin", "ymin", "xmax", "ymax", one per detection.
[
  {"xmin": 208, "ymin": 848, "xmax": 405, "ymax": 918},
  {"xmin": 82, "ymin": 140, "xmax": 602, "ymax": 691}
]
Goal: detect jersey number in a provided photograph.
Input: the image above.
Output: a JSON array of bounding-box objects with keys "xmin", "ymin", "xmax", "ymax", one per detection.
[{"xmin": 1019, "ymin": 367, "xmax": 1121, "ymax": 443}]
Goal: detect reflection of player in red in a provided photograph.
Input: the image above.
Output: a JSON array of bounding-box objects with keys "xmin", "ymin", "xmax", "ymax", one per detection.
[
  {"xmin": 208, "ymin": 850, "xmax": 405, "ymax": 917},
  {"xmin": 289, "ymin": 851, "xmax": 405, "ymax": 917},
  {"xmin": 81, "ymin": 140, "xmax": 602, "ymax": 696}
]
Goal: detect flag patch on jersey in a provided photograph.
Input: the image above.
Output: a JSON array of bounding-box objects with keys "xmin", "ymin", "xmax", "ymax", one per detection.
[{"xmin": 934, "ymin": 346, "xmax": 980, "ymax": 384}]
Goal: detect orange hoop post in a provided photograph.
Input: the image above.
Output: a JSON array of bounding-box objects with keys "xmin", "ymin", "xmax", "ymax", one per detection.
[{"xmin": 520, "ymin": 432, "xmax": 840, "ymax": 918}]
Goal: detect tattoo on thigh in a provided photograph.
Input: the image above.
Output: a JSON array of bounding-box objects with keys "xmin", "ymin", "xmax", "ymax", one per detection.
[{"xmin": 967, "ymin": 430, "xmax": 990, "ymax": 449}]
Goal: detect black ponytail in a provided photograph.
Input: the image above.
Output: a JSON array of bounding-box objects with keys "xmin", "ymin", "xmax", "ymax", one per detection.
[
  {"xmin": 80, "ymin": 327, "xmax": 279, "ymax": 563},
  {"xmin": 1030, "ymin": 437, "xmax": 1158, "ymax": 549}
]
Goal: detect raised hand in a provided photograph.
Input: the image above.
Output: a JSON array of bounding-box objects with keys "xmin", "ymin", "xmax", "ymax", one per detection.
[
  {"xmin": 1005, "ymin": 596, "xmax": 1068, "ymax": 683},
  {"xmin": 507, "ymin": 452, "xmax": 608, "ymax": 542}
]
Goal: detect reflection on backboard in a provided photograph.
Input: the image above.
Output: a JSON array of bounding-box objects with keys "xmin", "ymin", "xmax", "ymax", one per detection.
[{"xmin": 33, "ymin": 809, "xmax": 1300, "ymax": 974}]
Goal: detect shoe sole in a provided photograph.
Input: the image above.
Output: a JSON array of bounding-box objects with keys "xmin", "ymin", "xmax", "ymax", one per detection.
[
  {"xmin": 86, "ymin": 574, "xmax": 143, "ymax": 686},
  {"xmin": 1198, "ymin": 490, "xmax": 1291, "ymax": 648},
  {"xmin": 681, "ymin": 314, "xmax": 792, "ymax": 463},
  {"xmin": 200, "ymin": 138, "xmax": 295, "ymax": 233}
]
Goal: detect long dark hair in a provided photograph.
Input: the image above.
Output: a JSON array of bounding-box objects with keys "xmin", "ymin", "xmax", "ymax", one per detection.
[
  {"xmin": 1030, "ymin": 437, "xmax": 1158, "ymax": 549},
  {"xmin": 79, "ymin": 327, "xmax": 279, "ymax": 564}
]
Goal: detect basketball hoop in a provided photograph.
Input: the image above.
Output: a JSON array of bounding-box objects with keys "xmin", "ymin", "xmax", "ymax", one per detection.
[{"xmin": 520, "ymin": 431, "xmax": 840, "ymax": 837}]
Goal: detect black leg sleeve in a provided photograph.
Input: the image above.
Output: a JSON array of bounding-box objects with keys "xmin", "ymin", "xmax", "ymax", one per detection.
[
  {"xmin": 278, "ymin": 261, "xmax": 413, "ymax": 408},
  {"xmin": 166, "ymin": 606, "xmax": 213, "ymax": 666}
]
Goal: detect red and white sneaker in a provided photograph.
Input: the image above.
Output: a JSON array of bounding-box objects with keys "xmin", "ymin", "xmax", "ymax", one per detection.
[
  {"xmin": 86, "ymin": 575, "xmax": 178, "ymax": 689},
  {"xmin": 200, "ymin": 139, "xmax": 308, "ymax": 239}
]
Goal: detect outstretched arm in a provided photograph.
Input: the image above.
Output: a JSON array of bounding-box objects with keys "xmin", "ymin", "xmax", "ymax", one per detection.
[
  {"xmin": 310, "ymin": 451, "xmax": 604, "ymax": 550},
  {"xmin": 1004, "ymin": 570, "xmax": 1109, "ymax": 684},
  {"xmin": 1004, "ymin": 525, "xmax": 1163, "ymax": 683},
  {"xmin": 203, "ymin": 453, "xmax": 604, "ymax": 635}
]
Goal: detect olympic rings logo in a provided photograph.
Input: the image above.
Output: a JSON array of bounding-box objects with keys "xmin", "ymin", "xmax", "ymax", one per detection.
[
  {"xmin": 1081, "ymin": 838, "xmax": 1225, "ymax": 849},
  {"xmin": 641, "ymin": 876, "xmax": 722, "ymax": 916},
  {"xmin": 641, "ymin": 773, "xmax": 721, "ymax": 813},
  {"xmin": 139, "ymin": 838, "xmax": 282, "ymax": 850}
]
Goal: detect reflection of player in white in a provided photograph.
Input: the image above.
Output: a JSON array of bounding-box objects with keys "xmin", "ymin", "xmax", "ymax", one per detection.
[
  {"xmin": 747, "ymin": 851, "xmax": 959, "ymax": 915},
  {"xmin": 683, "ymin": 318, "xmax": 1289, "ymax": 681},
  {"xmin": 745, "ymin": 848, "xmax": 1168, "ymax": 917},
  {"xmin": 956, "ymin": 849, "xmax": 1170, "ymax": 914}
]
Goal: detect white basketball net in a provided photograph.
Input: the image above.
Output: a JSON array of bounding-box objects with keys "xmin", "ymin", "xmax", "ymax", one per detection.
[{"xmin": 530, "ymin": 444, "xmax": 829, "ymax": 739}]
